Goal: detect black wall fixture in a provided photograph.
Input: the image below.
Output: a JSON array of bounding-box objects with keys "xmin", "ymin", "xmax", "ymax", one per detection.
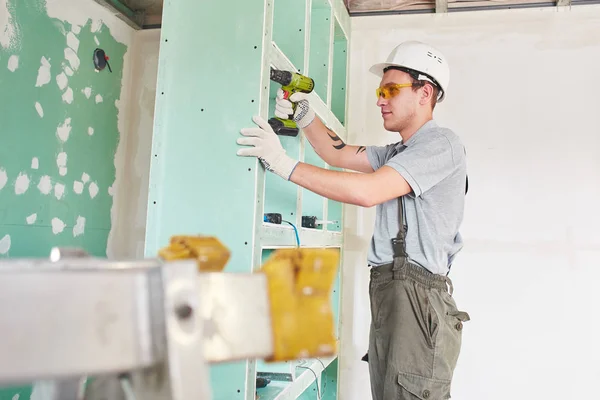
[{"xmin": 93, "ymin": 48, "xmax": 112, "ymax": 73}]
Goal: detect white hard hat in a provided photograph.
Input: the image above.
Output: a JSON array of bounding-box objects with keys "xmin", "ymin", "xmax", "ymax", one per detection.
[{"xmin": 370, "ymin": 41, "xmax": 450, "ymax": 102}]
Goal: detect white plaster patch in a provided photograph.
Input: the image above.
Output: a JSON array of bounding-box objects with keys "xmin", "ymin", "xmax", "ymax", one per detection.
[
  {"xmin": 56, "ymin": 118, "xmax": 72, "ymax": 142},
  {"xmin": 31, "ymin": 157, "xmax": 39, "ymax": 169},
  {"xmin": 89, "ymin": 182, "xmax": 99, "ymax": 199},
  {"xmin": 0, "ymin": 234, "xmax": 10, "ymax": 255},
  {"xmin": 82, "ymin": 173, "xmax": 90, "ymax": 183},
  {"xmin": 92, "ymin": 20, "xmax": 102, "ymax": 33},
  {"xmin": 15, "ymin": 173, "xmax": 30, "ymax": 195},
  {"xmin": 83, "ymin": 87, "xmax": 92, "ymax": 99},
  {"xmin": 73, "ymin": 181, "xmax": 84, "ymax": 194},
  {"xmin": 88, "ymin": 127, "xmax": 94, "ymax": 136},
  {"xmin": 54, "ymin": 182, "xmax": 65, "ymax": 199},
  {"xmin": 7, "ymin": 55, "xmax": 18, "ymax": 72},
  {"xmin": 57, "ymin": 152, "xmax": 67, "ymax": 168},
  {"xmin": 59, "ymin": 167, "xmax": 67, "ymax": 176},
  {"xmin": 108, "ymin": 184, "xmax": 114, "ymax": 196},
  {"xmin": 56, "ymin": 72, "xmax": 68, "ymax": 90},
  {"xmin": 66, "ymin": 32, "xmax": 79, "ymax": 53},
  {"xmin": 62, "ymin": 87, "xmax": 74, "ymax": 104},
  {"xmin": 30, "ymin": 381, "xmax": 56, "ymax": 400},
  {"xmin": 26, "ymin": 213, "xmax": 37, "ymax": 224},
  {"xmin": 64, "ymin": 65, "xmax": 74, "ymax": 77},
  {"xmin": 73, "ymin": 216, "xmax": 86, "ymax": 237},
  {"xmin": 95, "ymin": 94, "xmax": 103, "ymax": 104},
  {"xmin": 0, "ymin": 0, "xmax": 16, "ymax": 50},
  {"xmin": 36, "ymin": 56, "xmax": 52, "ymax": 87},
  {"xmin": 64, "ymin": 47, "xmax": 80, "ymax": 71},
  {"xmin": 0, "ymin": 168, "xmax": 7, "ymax": 190},
  {"xmin": 46, "ymin": 0, "xmax": 132, "ymax": 44},
  {"xmin": 38, "ymin": 175, "xmax": 52, "ymax": 195},
  {"xmin": 71, "ymin": 24, "xmax": 81, "ymax": 35},
  {"xmin": 51, "ymin": 218, "xmax": 66, "ymax": 234},
  {"xmin": 94, "ymin": 36, "xmax": 100, "ymax": 46},
  {"xmin": 35, "ymin": 102, "xmax": 44, "ymax": 118},
  {"xmin": 12, "ymin": 393, "xmax": 19, "ymax": 400}
]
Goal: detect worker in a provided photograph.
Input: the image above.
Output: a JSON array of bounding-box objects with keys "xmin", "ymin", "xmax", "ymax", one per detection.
[{"xmin": 237, "ymin": 40, "xmax": 470, "ymax": 400}]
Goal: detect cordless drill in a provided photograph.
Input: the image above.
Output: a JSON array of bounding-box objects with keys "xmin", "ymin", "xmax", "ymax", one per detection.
[{"xmin": 269, "ymin": 68, "xmax": 315, "ymax": 137}]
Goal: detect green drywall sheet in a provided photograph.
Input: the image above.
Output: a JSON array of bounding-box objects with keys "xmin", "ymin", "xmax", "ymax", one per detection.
[
  {"xmin": 296, "ymin": 358, "xmax": 338, "ymax": 400},
  {"xmin": 331, "ymin": 21, "xmax": 347, "ymax": 126},
  {"xmin": 327, "ymin": 168, "xmax": 343, "ymax": 232},
  {"xmin": 309, "ymin": 2, "xmax": 331, "ymax": 103},
  {"xmin": 302, "ymin": 144, "xmax": 325, "ymax": 226},
  {"xmin": 145, "ymin": 0, "xmax": 267, "ymax": 398},
  {"xmin": 0, "ymin": 0, "xmax": 127, "ymax": 398},
  {"xmin": 264, "ymin": 80, "xmax": 298, "ymax": 221},
  {"xmin": 273, "ymin": 0, "xmax": 306, "ymax": 72}
]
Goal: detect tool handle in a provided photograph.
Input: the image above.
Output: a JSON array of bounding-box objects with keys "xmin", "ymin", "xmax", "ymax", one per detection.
[
  {"xmin": 282, "ymin": 89, "xmax": 297, "ymax": 120},
  {"xmin": 268, "ymin": 118, "xmax": 299, "ymax": 137}
]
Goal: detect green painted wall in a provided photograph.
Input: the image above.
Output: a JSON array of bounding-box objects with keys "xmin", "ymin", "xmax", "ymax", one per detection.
[{"xmin": 0, "ymin": 0, "xmax": 128, "ymax": 398}]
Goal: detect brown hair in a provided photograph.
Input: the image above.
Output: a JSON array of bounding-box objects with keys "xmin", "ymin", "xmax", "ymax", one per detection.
[{"xmin": 384, "ymin": 66, "xmax": 440, "ymax": 110}]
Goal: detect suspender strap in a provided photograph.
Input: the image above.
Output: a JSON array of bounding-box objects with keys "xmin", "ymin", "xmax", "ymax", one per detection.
[{"xmin": 392, "ymin": 197, "xmax": 408, "ymax": 259}]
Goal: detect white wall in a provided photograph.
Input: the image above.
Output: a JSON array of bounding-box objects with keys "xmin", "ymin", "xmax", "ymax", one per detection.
[
  {"xmin": 341, "ymin": 5, "xmax": 600, "ymax": 400},
  {"xmin": 108, "ymin": 28, "xmax": 161, "ymax": 259}
]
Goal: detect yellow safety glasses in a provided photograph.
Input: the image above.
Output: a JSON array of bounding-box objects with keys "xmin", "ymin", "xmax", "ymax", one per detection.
[{"xmin": 376, "ymin": 83, "xmax": 414, "ymax": 99}]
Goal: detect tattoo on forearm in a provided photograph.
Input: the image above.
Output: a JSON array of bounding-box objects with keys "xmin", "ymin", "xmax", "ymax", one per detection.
[
  {"xmin": 326, "ymin": 129, "xmax": 346, "ymax": 150},
  {"xmin": 356, "ymin": 146, "xmax": 366, "ymax": 154}
]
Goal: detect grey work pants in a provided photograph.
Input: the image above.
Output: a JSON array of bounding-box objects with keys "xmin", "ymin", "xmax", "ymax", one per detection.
[{"xmin": 368, "ymin": 260, "xmax": 469, "ymax": 400}]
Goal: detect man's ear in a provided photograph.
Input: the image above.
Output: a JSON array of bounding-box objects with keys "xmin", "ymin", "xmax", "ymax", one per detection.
[{"xmin": 420, "ymin": 83, "xmax": 435, "ymax": 106}]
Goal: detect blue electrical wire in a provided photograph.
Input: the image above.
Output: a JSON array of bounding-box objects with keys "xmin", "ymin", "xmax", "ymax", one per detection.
[{"xmin": 282, "ymin": 220, "xmax": 300, "ymax": 247}]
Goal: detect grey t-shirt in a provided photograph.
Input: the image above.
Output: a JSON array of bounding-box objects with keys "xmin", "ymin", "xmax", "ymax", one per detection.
[{"xmin": 366, "ymin": 120, "xmax": 466, "ymax": 275}]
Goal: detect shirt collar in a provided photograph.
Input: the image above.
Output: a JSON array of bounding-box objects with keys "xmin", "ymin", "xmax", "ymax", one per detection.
[{"xmin": 400, "ymin": 119, "xmax": 438, "ymax": 147}]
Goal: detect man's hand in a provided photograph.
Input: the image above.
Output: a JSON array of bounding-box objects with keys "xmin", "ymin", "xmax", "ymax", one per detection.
[
  {"xmin": 275, "ymin": 89, "xmax": 315, "ymax": 129},
  {"xmin": 237, "ymin": 116, "xmax": 299, "ymax": 180}
]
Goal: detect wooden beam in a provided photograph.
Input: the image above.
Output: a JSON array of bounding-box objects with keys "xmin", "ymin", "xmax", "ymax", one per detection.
[
  {"xmin": 436, "ymin": 0, "xmax": 449, "ymax": 12},
  {"xmin": 143, "ymin": 12, "xmax": 162, "ymax": 28},
  {"xmin": 92, "ymin": 0, "xmax": 144, "ymax": 29}
]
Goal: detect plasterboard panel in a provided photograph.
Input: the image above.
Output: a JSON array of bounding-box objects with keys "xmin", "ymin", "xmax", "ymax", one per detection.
[{"xmin": 145, "ymin": 0, "xmax": 268, "ymax": 398}]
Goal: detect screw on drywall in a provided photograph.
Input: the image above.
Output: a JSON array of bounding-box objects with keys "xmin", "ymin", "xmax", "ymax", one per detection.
[{"xmin": 175, "ymin": 304, "xmax": 193, "ymax": 320}]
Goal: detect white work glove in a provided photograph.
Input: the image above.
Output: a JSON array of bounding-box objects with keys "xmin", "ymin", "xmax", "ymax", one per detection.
[
  {"xmin": 275, "ymin": 89, "xmax": 316, "ymax": 129},
  {"xmin": 237, "ymin": 116, "xmax": 299, "ymax": 180}
]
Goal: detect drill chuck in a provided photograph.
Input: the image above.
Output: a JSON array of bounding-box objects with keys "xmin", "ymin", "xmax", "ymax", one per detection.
[{"xmin": 270, "ymin": 69, "xmax": 293, "ymax": 86}]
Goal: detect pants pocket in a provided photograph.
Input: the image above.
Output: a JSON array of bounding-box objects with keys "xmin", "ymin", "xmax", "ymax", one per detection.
[
  {"xmin": 397, "ymin": 372, "xmax": 451, "ymax": 400},
  {"xmin": 430, "ymin": 292, "xmax": 470, "ymax": 380}
]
